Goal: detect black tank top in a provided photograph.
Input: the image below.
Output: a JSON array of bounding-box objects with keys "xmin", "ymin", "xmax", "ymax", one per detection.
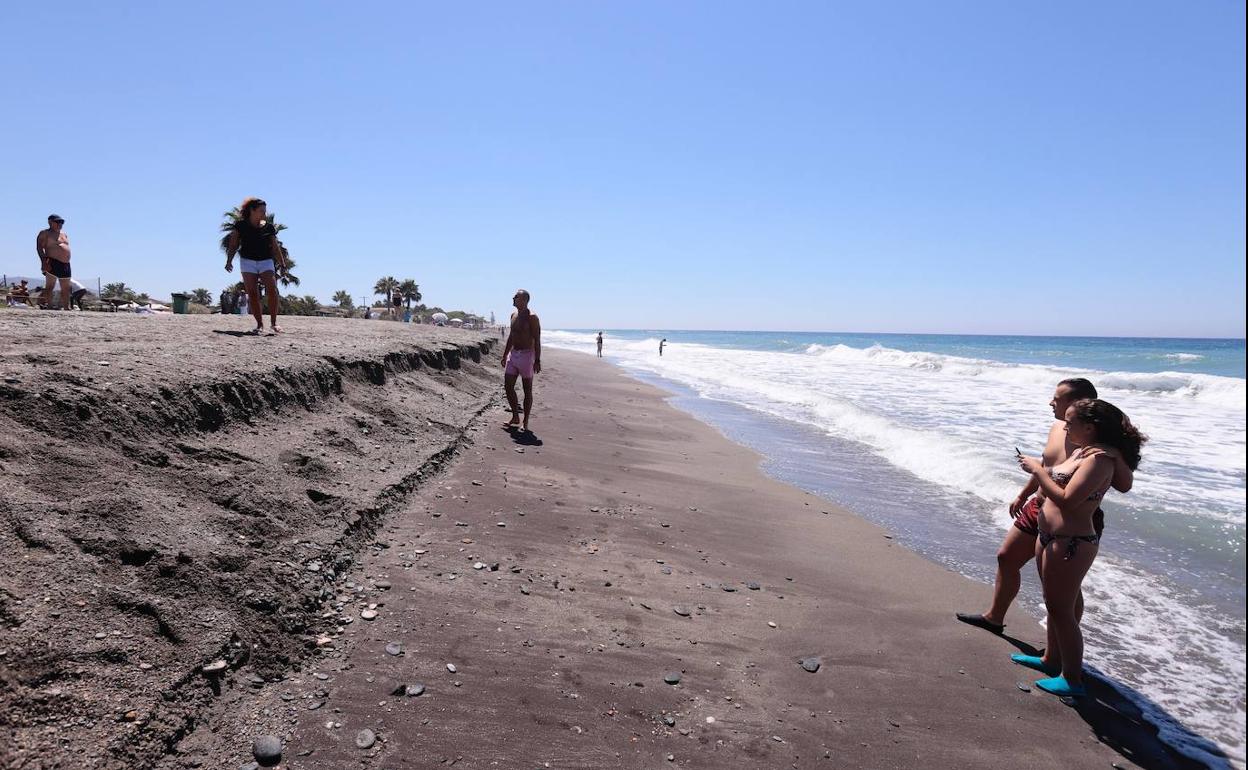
[{"xmin": 236, "ymin": 221, "xmax": 277, "ymax": 260}]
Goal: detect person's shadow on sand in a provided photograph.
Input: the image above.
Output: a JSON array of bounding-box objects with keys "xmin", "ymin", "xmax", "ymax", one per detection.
[
  {"xmin": 991, "ymin": 630, "xmax": 1227, "ymax": 769},
  {"xmin": 504, "ymin": 426, "xmax": 543, "ymax": 446},
  {"xmin": 211, "ymin": 330, "xmax": 255, "ymax": 338},
  {"xmin": 1071, "ymin": 674, "xmax": 1230, "ymax": 770}
]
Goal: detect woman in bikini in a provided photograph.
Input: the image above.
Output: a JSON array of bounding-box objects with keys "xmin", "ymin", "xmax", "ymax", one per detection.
[{"xmin": 1011, "ymin": 398, "xmax": 1146, "ymax": 697}]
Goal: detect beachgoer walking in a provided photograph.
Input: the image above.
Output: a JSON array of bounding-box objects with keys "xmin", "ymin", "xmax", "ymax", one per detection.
[
  {"xmin": 659, "ymin": 338, "xmax": 666, "ymax": 357},
  {"xmin": 502, "ymin": 289, "xmax": 541, "ymax": 432},
  {"xmin": 36, "ymin": 214, "xmax": 72, "ymax": 310},
  {"xmin": 1011, "ymin": 398, "xmax": 1146, "ymax": 697},
  {"xmin": 957, "ymin": 379, "xmax": 1133, "ymax": 634},
  {"xmin": 596, "ymin": 332, "xmax": 603, "ymax": 357},
  {"xmin": 223, "ymin": 197, "xmax": 287, "ymax": 334}
]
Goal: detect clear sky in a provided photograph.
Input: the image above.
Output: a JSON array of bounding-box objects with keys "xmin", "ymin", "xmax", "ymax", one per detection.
[{"xmin": 1, "ymin": 1, "xmax": 1243, "ymax": 337}]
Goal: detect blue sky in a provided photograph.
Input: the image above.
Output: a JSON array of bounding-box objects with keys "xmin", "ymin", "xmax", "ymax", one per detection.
[{"xmin": 1, "ymin": 1, "xmax": 1243, "ymax": 337}]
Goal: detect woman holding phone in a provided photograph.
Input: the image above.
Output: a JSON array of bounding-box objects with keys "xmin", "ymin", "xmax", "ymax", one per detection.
[{"xmin": 1010, "ymin": 399, "xmax": 1146, "ymax": 697}]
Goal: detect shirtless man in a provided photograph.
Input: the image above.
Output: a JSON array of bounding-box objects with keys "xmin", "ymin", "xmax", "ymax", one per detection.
[
  {"xmin": 502, "ymin": 289, "xmax": 541, "ymax": 432},
  {"xmin": 957, "ymin": 378, "xmax": 1133, "ymax": 633},
  {"xmin": 36, "ymin": 214, "xmax": 72, "ymax": 310},
  {"xmin": 596, "ymin": 332, "xmax": 603, "ymax": 357}
]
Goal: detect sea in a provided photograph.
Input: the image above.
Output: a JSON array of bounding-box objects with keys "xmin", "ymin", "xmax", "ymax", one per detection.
[{"xmin": 546, "ymin": 329, "xmax": 1246, "ymax": 769}]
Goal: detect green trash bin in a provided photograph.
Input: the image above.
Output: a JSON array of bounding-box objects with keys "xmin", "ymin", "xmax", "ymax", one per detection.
[{"xmin": 171, "ymin": 293, "xmax": 191, "ymax": 314}]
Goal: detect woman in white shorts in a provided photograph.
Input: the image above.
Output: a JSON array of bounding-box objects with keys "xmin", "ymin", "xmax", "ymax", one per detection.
[{"xmin": 223, "ymin": 197, "xmax": 287, "ymax": 334}]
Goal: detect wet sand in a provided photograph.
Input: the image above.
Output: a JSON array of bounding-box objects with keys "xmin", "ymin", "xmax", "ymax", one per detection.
[{"xmin": 205, "ymin": 348, "xmax": 1181, "ymax": 769}]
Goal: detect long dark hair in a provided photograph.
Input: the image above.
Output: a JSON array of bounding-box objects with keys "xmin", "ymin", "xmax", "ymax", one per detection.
[
  {"xmin": 1071, "ymin": 398, "xmax": 1147, "ymax": 470},
  {"xmin": 239, "ymin": 197, "xmax": 267, "ymax": 225}
]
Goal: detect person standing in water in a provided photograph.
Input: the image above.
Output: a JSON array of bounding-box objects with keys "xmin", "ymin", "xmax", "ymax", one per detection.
[
  {"xmin": 224, "ymin": 197, "xmax": 287, "ymax": 334},
  {"xmin": 596, "ymin": 332, "xmax": 603, "ymax": 357},
  {"xmin": 659, "ymin": 338, "xmax": 666, "ymax": 357},
  {"xmin": 502, "ymin": 289, "xmax": 541, "ymax": 432}
]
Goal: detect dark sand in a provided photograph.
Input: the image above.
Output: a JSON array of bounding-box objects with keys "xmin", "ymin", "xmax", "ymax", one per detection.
[
  {"xmin": 0, "ymin": 313, "xmax": 497, "ymax": 768},
  {"xmin": 199, "ymin": 349, "xmax": 1187, "ymax": 769},
  {"xmin": 0, "ymin": 314, "xmax": 1194, "ymax": 769}
]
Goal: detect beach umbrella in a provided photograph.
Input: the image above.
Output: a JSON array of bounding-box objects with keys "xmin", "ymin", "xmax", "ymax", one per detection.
[{"xmin": 431, "ymin": 312, "xmax": 449, "ymax": 326}]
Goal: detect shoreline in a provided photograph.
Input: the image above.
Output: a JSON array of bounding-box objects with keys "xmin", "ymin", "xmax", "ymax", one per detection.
[{"xmin": 204, "ymin": 347, "xmax": 1197, "ymax": 768}]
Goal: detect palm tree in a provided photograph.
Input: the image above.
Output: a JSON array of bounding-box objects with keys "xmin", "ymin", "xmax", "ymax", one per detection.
[
  {"xmin": 102, "ymin": 282, "xmax": 133, "ymax": 300},
  {"xmin": 136, "ymin": 293, "xmax": 152, "ymax": 305},
  {"xmin": 190, "ymin": 288, "xmax": 213, "ymax": 305},
  {"xmin": 398, "ymin": 279, "xmax": 422, "ymax": 309},
  {"xmin": 332, "ymin": 290, "xmax": 354, "ymax": 310},
  {"xmin": 374, "ymin": 276, "xmax": 398, "ymax": 301},
  {"xmin": 219, "ymin": 207, "xmax": 299, "ymax": 287}
]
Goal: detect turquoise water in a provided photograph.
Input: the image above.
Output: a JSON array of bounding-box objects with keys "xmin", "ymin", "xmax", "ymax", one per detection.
[{"xmin": 550, "ymin": 329, "xmax": 1246, "ymax": 768}]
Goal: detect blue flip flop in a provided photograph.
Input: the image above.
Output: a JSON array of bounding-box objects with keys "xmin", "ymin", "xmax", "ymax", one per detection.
[
  {"xmin": 1010, "ymin": 653, "xmax": 1059, "ymax": 676},
  {"xmin": 1035, "ymin": 675, "xmax": 1086, "ymax": 698}
]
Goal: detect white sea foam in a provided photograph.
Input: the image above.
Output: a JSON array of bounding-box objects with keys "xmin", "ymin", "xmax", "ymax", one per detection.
[{"xmin": 547, "ymin": 330, "xmax": 1247, "ymax": 765}]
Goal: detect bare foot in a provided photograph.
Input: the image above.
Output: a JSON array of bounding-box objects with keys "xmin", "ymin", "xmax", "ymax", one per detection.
[{"xmin": 505, "ymin": 414, "xmax": 521, "ymax": 428}]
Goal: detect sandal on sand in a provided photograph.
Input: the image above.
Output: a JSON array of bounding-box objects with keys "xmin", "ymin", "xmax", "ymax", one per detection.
[
  {"xmin": 1011, "ymin": 653, "xmax": 1060, "ymax": 676},
  {"xmin": 955, "ymin": 612, "xmax": 1004, "ymax": 634},
  {"xmin": 270, "ymin": 324, "xmax": 284, "ymax": 334},
  {"xmin": 1035, "ymin": 675, "xmax": 1086, "ymax": 698}
]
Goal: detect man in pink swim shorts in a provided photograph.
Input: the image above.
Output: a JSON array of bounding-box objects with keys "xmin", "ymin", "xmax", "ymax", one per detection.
[{"xmin": 502, "ymin": 289, "xmax": 541, "ymax": 432}]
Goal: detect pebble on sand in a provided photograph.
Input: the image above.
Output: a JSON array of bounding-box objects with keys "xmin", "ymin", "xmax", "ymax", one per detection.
[
  {"xmin": 663, "ymin": 672, "xmax": 682, "ymax": 685},
  {"xmin": 355, "ymin": 728, "xmax": 376, "ymax": 749},
  {"xmin": 360, "ymin": 609, "xmax": 378, "ymax": 621},
  {"xmin": 251, "ymin": 734, "xmax": 282, "ymax": 766},
  {"xmin": 446, "ymin": 663, "xmax": 457, "ymax": 673},
  {"xmin": 799, "ymin": 657, "xmax": 821, "ymax": 673},
  {"xmin": 385, "ymin": 642, "xmax": 403, "ymax": 656},
  {"xmin": 673, "ymin": 606, "xmax": 691, "ymax": 617}
]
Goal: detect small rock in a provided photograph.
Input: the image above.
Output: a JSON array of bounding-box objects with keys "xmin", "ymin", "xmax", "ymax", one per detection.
[
  {"xmin": 385, "ymin": 642, "xmax": 403, "ymax": 656},
  {"xmin": 251, "ymin": 734, "xmax": 282, "ymax": 766},
  {"xmin": 666, "ymin": 754, "xmax": 675, "ymax": 762},
  {"xmin": 355, "ymin": 728, "xmax": 376, "ymax": 749},
  {"xmin": 446, "ymin": 663, "xmax": 457, "ymax": 673},
  {"xmin": 767, "ymin": 621, "xmax": 778, "ymax": 629},
  {"xmin": 360, "ymin": 609, "xmax": 378, "ymax": 621},
  {"xmin": 799, "ymin": 657, "xmax": 821, "ymax": 673},
  {"xmin": 662, "ymin": 715, "xmax": 676, "ymax": 726},
  {"xmin": 672, "ymin": 606, "xmax": 691, "ymax": 617},
  {"xmin": 473, "ymin": 562, "xmax": 486, "ymax": 570},
  {"xmin": 746, "ymin": 581, "xmax": 761, "ymax": 591},
  {"xmin": 720, "ymin": 584, "xmax": 736, "ymax": 592},
  {"xmin": 313, "ymin": 672, "xmax": 330, "ymax": 680},
  {"xmin": 663, "ymin": 672, "xmax": 682, "ymax": 685},
  {"xmin": 1016, "ymin": 681, "xmax": 1032, "ymax": 692},
  {"xmin": 201, "ymin": 660, "xmax": 228, "ymax": 677},
  {"xmin": 405, "ymin": 683, "xmax": 426, "ymax": 697}
]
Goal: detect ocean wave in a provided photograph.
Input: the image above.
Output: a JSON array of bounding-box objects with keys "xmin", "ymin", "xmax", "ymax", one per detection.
[
  {"xmin": 802, "ymin": 342, "xmax": 1245, "ymax": 409},
  {"xmin": 1166, "ymin": 353, "xmax": 1207, "ymax": 363}
]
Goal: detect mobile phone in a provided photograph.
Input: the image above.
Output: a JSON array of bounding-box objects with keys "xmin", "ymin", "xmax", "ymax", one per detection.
[{"xmin": 1014, "ymin": 447, "xmax": 1023, "ymax": 457}]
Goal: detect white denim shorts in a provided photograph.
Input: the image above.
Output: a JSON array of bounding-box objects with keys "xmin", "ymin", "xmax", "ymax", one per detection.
[{"xmin": 240, "ymin": 258, "xmax": 275, "ymax": 275}]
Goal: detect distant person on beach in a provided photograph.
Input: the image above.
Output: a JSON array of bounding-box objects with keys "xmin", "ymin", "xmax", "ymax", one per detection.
[
  {"xmin": 36, "ymin": 214, "xmax": 72, "ymax": 310},
  {"xmin": 1011, "ymin": 398, "xmax": 1146, "ymax": 698},
  {"xmin": 223, "ymin": 197, "xmax": 287, "ymax": 334},
  {"xmin": 659, "ymin": 338, "xmax": 666, "ymax": 357},
  {"xmin": 8, "ymin": 280, "xmax": 32, "ymax": 306},
  {"xmin": 596, "ymin": 332, "xmax": 603, "ymax": 357},
  {"xmin": 502, "ymin": 289, "xmax": 541, "ymax": 432},
  {"xmin": 957, "ymin": 379, "xmax": 1134, "ymax": 635}
]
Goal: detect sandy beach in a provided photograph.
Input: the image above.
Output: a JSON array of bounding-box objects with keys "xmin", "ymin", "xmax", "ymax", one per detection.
[{"xmin": 0, "ymin": 315, "xmax": 1204, "ymax": 769}]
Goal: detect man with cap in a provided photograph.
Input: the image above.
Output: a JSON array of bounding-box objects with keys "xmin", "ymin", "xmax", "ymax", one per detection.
[{"xmin": 36, "ymin": 214, "xmax": 72, "ymax": 310}]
